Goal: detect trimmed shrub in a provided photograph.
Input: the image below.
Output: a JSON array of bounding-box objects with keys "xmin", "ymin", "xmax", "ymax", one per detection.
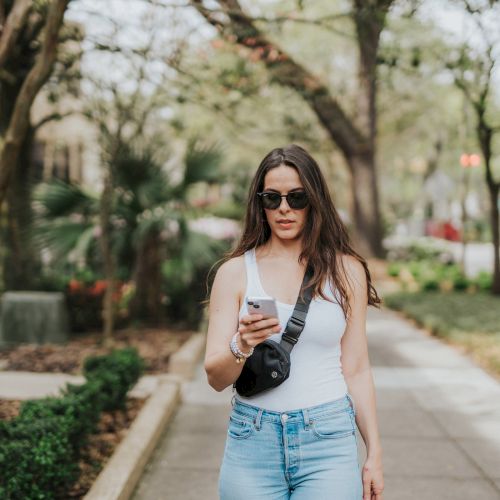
[
  {"xmin": 82, "ymin": 347, "xmax": 145, "ymax": 410},
  {"xmin": 392, "ymin": 259, "xmax": 472, "ymax": 292},
  {"xmin": 387, "ymin": 262, "xmax": 401, "ymax": 277},
  {"xmin": 0, "ymin": 417, "xmax": 79, "ymax": 499},
  {"xmin": 0, "ymin": 347, "xmax": 144, "ymax": 500},
  {"xmin": 473, "ymin": 270, "xmax": 493, "ymax": 291}
]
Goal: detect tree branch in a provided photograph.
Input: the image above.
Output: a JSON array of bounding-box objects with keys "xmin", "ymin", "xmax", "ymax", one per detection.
[
  {"xmin": 190, "ymin": 0, "xmax": 365, "ymax": 156},
  {"xmin": 0, "ymin": 66, "xmax": 17, "ymax": 84},
  {"xmin": 32, "ymin": 110, "xmax": 79, "ymax": 132},
  {"xmin": 188, "ymin": 6, "xmax": 355, "ymax": 37},
  {"xmin": 0, "ymin": 0, "xmax": 33, "ymax": 70}
]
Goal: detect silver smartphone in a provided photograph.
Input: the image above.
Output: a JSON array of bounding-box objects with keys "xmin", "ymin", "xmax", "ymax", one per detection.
[{"xmin": 246, "ymin": 296, "xmax": 279, "ymax": 319}]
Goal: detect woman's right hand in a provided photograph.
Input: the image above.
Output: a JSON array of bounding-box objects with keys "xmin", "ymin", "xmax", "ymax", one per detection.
[{"xmin": 238, "ymin": 314, "xmax": 281, "ymax": 351}]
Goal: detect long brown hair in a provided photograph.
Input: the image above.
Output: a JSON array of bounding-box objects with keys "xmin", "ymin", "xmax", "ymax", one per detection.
[{"xmin": 212, "ymin": 144, "xmax": 381, "ymax": 320}]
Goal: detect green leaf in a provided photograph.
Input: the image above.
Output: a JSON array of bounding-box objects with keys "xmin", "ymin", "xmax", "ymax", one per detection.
[
  {"xmin": 183, "ymin": 137, "xmax": 225, "ymax": 187},
  {"xmin": 33, "ymin": 180, "xmax": 97, "ymax": 218}
]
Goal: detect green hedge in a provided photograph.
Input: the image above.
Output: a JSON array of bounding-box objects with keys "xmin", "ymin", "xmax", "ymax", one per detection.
[
  {"xmin": 0, "ymin": 347, "xmax": 144, "ymax": 500},
  {"xmin": 389, "ymin": 259, "xmax": 493, "ymax": 292}
]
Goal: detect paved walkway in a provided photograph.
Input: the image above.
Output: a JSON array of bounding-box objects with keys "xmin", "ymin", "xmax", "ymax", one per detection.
[
  {"xmin": 0, "ymin": 372, "xmax": 161, "ymax": 400},
  {"xmin": 132, "ymin": 306, "xmax": 500, "ymax": 500}
]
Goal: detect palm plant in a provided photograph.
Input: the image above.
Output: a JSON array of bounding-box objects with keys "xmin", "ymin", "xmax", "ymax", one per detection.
[
  {"xmin": 32, "ymin": 138, "xmax": 225, "ymax": 327},
  {"xmin": 32, "ymin": 181, "xmax": 100, "ymax": 267},
  {"xmin": 163, "ymin": 220, "xmax": 229, "ymax": 327}
]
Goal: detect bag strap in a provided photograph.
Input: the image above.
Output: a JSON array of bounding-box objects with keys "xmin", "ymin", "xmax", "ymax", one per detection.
[{"xmin": 280, "ymin": 265, "xmax": 314, "ymax": 353}]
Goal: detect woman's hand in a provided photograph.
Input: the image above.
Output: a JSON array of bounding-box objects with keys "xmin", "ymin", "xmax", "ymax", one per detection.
[
  {"xmin": 238, "ymin": 314, "xmax": 281, "ymax": 351},
  {"xmin": 362, "ymin": 454, "xmax": 384, "ymax": 500}
]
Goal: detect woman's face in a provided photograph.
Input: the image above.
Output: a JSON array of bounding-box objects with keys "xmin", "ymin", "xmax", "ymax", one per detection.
[{"xmin": 261, "ymin": 165, "xmax": 309, "ymax": 241}]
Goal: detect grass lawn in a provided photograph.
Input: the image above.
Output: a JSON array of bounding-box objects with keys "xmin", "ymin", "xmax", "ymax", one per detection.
[{"xmin": 383, "ymin": 290, "xmax": 500, "ymax": 379}]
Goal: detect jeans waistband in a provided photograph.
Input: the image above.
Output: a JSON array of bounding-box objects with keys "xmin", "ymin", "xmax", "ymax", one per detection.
[{"xmin": 232, "ymin": 393, "xmax": 354, "ymax": 426}]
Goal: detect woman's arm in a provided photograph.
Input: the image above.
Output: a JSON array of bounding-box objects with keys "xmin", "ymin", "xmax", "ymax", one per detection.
[
  {"xmin": 204, "ymin": 258, "xmax": 247, "ymax": 391},
  {"xmin": 340, "ymin": 255, "xmax": 384, "ymax": 500},
  {"xmin": 204, "ymin": 257, "xmax": 280, "ymax": 392}
]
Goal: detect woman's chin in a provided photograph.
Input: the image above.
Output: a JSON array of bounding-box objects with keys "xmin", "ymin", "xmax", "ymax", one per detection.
[{"xmin": 273, "ymin": 229, "xmax": 301, "ymax": 240}]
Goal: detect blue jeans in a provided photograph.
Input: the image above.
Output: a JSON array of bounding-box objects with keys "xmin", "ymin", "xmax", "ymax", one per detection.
[{"xmin": 219, "ymin": 393, "xmax": 362, "ymax": 499}]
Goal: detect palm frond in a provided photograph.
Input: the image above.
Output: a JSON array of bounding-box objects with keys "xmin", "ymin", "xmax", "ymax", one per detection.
[
  {"xmin": 114, "ymin": 145, "xmax": 172, "ymax": 210},
  {"xmin": 184, "ymin": 137, "xmax": 225, "ymax": 187},
  {"xmin": 69, "ymin": 226, "xmax": 98, "ymax": 263},
  {"xmin": 33, "ymin": 180, "xmax": 97, "ymax": 218},
  {"xmin": 182, "ymin": 229, "xmax": 227, "ymax": 269},
  {"xmin": 132, "ymin": 202, "xmax": 183, "ymax": 249},
  {"xmin": 161, "ymin": 229, "xmax": 228, "ymax": 291},
  {"xmin": 135, "ymin": 181, "xmax": 171, "ymax": 210},
  {"xmin": 32, "ymin": 219, "xmax": 94, "ymax": 261}
]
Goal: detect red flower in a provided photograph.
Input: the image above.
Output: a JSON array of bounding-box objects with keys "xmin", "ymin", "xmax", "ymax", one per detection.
[
  {"xmin": 68, "ymin": 279, "xmax": 83, "ymax": 293},
  {"xmin": 88, "ymin": 280, "xmax": 107, "ymax": 296}
]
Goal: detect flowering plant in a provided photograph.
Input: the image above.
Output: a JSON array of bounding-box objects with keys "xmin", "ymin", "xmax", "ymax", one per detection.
[{"xmin": 65, "ymin": 279, "xmax": 135, "ymax": 331}]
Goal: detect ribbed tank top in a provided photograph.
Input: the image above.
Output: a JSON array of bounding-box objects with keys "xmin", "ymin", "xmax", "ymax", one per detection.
[{"xmin": 235, "ymin": 247, "xmax": 348, "ymax": 412}]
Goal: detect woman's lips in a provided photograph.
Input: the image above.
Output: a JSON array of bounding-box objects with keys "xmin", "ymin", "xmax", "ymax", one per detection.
[{"xmin": 277, "ymin": 220, "xmax": 294, "ymax": 229}]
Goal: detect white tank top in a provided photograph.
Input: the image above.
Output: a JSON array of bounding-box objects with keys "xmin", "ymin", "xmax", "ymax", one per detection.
[{"xmin": 235, "ymin": 247, "xmax": 348, "ymax": 411}]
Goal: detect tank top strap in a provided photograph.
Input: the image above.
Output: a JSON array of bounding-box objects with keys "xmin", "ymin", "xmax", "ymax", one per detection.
[{"xmin": 244, "ymin": 248, "xmax": 266, "ymax": 296}]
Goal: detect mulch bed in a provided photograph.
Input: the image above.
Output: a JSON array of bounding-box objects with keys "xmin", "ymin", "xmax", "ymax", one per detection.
[
  {"xmin": 0, "ymin": 399, "xmax": 22, "ymax": 420},
  {"xmin": 0, "ymin": 327, "xmax": 193, "ymax": 374},
  {"xmin": 0, "ymin": 396, "xmax": 148, "ymax": 499},
  {"xmin": 0, "ymin": 327, "xmax": 194, "ymax": 497}
]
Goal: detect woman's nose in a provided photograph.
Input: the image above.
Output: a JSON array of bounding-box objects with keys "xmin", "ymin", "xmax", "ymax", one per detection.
[{"xmin": 278, "ymin": 198, "xmax": 291, "ymax": 211}]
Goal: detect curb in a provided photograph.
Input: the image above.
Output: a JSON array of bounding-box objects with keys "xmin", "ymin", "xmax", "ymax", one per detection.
[
  {"xmin": 83, "ymin": 332, "xmax": 206, "ymax": 500},
  {"xmin": 169, "ymin": 332, "xmax": 206, "ymax": 380},
  {"xmin": 84, "ymin": 374, "xmax": 182, "ymax": 500}
]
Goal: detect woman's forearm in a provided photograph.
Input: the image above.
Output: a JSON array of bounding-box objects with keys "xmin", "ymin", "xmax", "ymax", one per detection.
[
  {"xmin": 345, "ymin": 368, "xmax": 382, "ymax": 457},
  {"xmin": 205, "ymin": 337, "xmax": 249, "ymax": 392}
]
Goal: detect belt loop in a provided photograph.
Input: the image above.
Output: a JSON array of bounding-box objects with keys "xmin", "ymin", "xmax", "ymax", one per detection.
[
  {"xmin": 302, "ymin": 408, "xmax": 310, "ymax": 430},
  {"xmin": 254, "ymin": 409, "xmax": 263, "ymax": 431},
  {"xmin": 346, "ymin": 393, "xmax": 355, "ymax": 414}
]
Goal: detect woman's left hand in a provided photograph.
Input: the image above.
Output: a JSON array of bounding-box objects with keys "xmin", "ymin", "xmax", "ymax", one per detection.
[{"xmin": 362, "ymin": 454, "xmax": 384, "ymax": 500}]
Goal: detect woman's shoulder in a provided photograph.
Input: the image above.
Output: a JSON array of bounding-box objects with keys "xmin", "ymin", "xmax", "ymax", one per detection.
[
  {"xmin": 338, "ymin": 253, "xmax": 361, "ymax": 271},
  {"xmin": 337, "ymin": 253, "xmax": 367, "ymax": 295},
  {"xmin": 214, "ymin": 255, "xmax": 246, "ymax": 285},
  {"xmin": 213, "ymin": 255, "xmax": 247, "ymax": 305},
  {"xmin": 219, "ymin": 254, "xmax": 245, "ymax": 271}
]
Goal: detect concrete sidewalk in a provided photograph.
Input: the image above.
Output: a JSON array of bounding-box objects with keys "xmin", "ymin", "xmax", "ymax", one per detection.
[
  {"xmin": 0, "ymin": 372, "xmax": 162, "ymax": 400},
  {"xmin": 132, "ymin": 306, "xmax": 500, "ymax": 500}
]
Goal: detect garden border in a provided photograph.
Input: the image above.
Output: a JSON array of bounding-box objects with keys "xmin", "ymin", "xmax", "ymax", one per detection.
[
  {"xmin": 168, "ymin": 332, "xmax": 206, "ymax": 380},
  {"xmin": 84, "ymin": 332, "xmax": 207, "ymax": 500}
]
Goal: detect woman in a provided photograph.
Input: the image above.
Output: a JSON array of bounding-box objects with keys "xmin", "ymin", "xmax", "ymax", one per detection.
[{"xmin": 205, "ymin": 144, "xmax": 384, "ymax": 500}]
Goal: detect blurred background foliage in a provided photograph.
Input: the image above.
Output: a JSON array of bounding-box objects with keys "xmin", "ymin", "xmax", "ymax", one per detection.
[{"xmin": 0, "ymin": 0, "xmax": 499, "ymax": 338}]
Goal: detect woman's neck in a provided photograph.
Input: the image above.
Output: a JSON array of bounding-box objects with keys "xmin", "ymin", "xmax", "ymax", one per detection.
[{"xmin": 258, "ymin": 236, "xmax": 303, "ymax": 261}]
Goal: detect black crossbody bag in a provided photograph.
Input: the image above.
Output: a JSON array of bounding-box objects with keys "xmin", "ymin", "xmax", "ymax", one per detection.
[{"xmin": 234, "ymin": 266, "xmax": 314, "ymax": 397}]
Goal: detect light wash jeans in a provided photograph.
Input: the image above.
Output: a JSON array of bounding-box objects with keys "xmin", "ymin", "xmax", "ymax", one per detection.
[{"xmin": 219, "ymin": 393, "xmax": 362, "ymax": 499}]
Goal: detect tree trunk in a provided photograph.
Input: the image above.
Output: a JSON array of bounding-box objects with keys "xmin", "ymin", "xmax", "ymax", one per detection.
[
  {"xmin": 0, "ymin": 0, "xmax": 69, "ymax": 207},
  {"xmin": 353, "ymin": 1, "xmax": 384, "ymax": 145},
  {"xmin": 459, "ymin": 166, "xmax": 471, "ymax": 275},
  {"xmin": 4, "ymin": 126, "xmax": 41, "ymax": 289},
  {"xmin": 130, "ymin": 230, "xmax": 164, "ymax": 325},
  {"xmin": 487, "ymin": 183, "xmax": 500, "ymax": 294},
  {"xmin": 348, "ymin": 151, "xmax": 385, "ymax": 258},
  {"xmin": 190, "ymin": 0, "xmax": 392, "ymax": 258},
  {"xmin": 477, "ymin": 119, "xmax": 500, "ymax": 294},
  {"xmin": 99, "ymin": 168, "xmax": 115, "ymax": 347}
]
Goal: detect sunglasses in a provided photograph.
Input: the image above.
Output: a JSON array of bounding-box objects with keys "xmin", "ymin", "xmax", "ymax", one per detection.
[{"xmin": 257, "ymin": 190, "xmax": 309, "ymax": 210}]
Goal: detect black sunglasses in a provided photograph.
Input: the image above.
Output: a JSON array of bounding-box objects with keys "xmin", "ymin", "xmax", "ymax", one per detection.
[{"xmin": 257, "ymin": 190, "xmax": 309, "ymax": 210}]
